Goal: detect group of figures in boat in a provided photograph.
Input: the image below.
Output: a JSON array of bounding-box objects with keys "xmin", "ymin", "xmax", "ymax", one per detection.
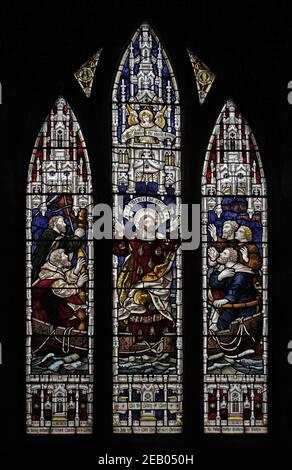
[
  {"xmin": 206, "ymin": 207, "xmax": 264, "ymax": 359},
  {"xmin": 31, "ymin": 196, "xmax": 90, "ymax": 362}
]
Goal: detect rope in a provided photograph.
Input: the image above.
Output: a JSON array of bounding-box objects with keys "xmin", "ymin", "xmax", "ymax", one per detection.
[
  {"xmin": 210, "ymin": 328, "xmax": 243, "ymax": 352},
  {"xmin": 32, "ymin": 326, "xmax": 88, "ymax": 356},
  {"xmin": 130, "ymin": 339, "xmax": 164, "ymax": 355},
  {"xmin": 32, "ymin": 328, "xmax": 57, "ymax": 356},
  {"xmin": 209, "ymin": 317, "xmax": 255, "ymax": 353},
  {"xmin": 61, "ymin": 327, "xmax": 74, "ymax": 354},
  {"xmin": 53, "ymin": 332, "xmax": 88, "ymax": 352}
]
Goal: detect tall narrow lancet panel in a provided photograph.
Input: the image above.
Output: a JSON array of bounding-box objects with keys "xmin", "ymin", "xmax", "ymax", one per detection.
[
  {"xmin": 112, "ymin": 23, "xmax": 182, "ymax": 434},
  {"xmin": 202, "ymin": 99, "xmax": 268, "ymax": 433},
  {"xmin": 26, "ymin": 97, "xmax": 94, "ymax": 434}
]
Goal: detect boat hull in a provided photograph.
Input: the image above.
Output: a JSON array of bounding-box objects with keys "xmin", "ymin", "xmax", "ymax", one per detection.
[
  {"xmin": 207, "ymin": 312, "xmax": 263, "ymax": 357},
  {"xmin": 32, "ymin": 318, "xmax": 88, "ymax": 357}
]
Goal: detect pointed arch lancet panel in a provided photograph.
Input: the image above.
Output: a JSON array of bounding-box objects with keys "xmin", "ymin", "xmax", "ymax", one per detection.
[
  {"xmin": 112, "ymin": 23, "xmax": 183, "ymax": 434},
  {"xmin": 26, "ymin": 96, "xmax": 94, "ymax": 434},
  {"xmin": 202, "ymin": 99, "xmax": 268, "ymax": 433}
]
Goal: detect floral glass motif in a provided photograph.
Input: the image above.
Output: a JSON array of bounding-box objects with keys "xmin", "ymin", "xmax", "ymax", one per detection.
[
  {"xmin": 26, "ymin": 96, "xmax": 94, "ymax": 434},
  {"xmin": 74, "ymin": 49, "xmax": 102, "ymax": 98},
  {"xmin": 112, "ymin": 23, "xmax": 183, "ymax": 434},
  {"xmin": 187, "ymin": 49, "xmax": 215, "ymax": 105},
  {"xmin": 202, "ymin": 99, "xmax": 268, "ymax": 433}
]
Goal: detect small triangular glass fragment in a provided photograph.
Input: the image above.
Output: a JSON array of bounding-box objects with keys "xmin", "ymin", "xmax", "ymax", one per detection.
[
  {"xmin": 74, "ymin": 49, "xmax": 102, "ymax": 98},
  {"xmin": 187, "ymin": 49, "xmax": 215, "ymax": 104}
]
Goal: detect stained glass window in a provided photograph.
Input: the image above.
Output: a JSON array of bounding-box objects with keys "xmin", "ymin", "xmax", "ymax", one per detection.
[
  {"xmin": 202, "ymin": 99, "xmax": 268, "ymax": 433},
  {"xmin": 187, "ymin": 49, "xmax": 215, "ymax": 105},
  {"xmin": 74, "ymin": 49, "xmax": 102, "ymax": 98},
  {"xmin": 112, "ymin": 23, "xmax": 183, "ymax": 434},
  {"xmin": 26, "ymin": 96, "xmax": 94, "ymax": 434}
]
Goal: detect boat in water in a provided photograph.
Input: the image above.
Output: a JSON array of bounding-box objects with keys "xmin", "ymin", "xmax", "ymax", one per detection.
[
  {"xmin": 207, "ymin": 311, "xmax": 263, "ymax": 358},
  {"xmin": 32, "ymin": 318, "xmax": 88, "ymax": 357}
]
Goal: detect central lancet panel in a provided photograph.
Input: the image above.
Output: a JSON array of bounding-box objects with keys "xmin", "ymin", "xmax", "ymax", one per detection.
[{"xmin": 112, "ymin": 23, "xmax": 183, "ymax": 434}]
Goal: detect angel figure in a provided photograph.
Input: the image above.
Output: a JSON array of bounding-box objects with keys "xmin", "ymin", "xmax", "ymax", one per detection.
[{"xmin": 121, "ymin": 105, "xmax": 175, "ymax": 144}]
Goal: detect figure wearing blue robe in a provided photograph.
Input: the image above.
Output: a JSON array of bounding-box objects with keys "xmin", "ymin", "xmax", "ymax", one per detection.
[{"xmin": 209, "ymin": 268, "xmax": 257, "ymax": 331}]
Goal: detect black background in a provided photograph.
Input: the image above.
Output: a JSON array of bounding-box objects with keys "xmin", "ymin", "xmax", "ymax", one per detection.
[{"xmin": 0, "ymin": 0, "xmax": 292, "ymax": 461}]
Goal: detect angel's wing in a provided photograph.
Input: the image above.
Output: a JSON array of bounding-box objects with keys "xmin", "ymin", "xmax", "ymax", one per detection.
[
  {"xmin": 154, "ymin": 105, "xmax": 167, "ymax": 129},
  {"xmin": 126, "ymin": 104, "xmax": 139, "ymax": 126}
]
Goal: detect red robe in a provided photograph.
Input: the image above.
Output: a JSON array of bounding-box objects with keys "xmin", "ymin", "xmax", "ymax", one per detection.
[{"xmin": 32, "ymin": 278, "xmax": 83, "ymax": 328}]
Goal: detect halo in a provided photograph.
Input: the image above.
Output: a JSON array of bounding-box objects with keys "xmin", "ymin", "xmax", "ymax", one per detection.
[
  {"xmin": 134, "ymin": 207, "xmax": 160, "ymax": 238},
  {"xmin": 139, "ymin": 109, "xmax": 153, "ymax": 121}
]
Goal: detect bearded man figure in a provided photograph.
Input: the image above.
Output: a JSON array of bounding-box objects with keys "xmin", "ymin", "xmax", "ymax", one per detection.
[
  {"xmin": 31, "ymin": 215, "xmax": 85, "ymax": 284},
  {"xmin": 209, "ymin": 247, "xmax": 258, "ymax": 331},
  {"xmin": 208, "ymin": 221, "xmax": 262, "ymax": 271},
  {"xmin": 32, "ymin": 248, "xmax": 88, "ymax": 329}
]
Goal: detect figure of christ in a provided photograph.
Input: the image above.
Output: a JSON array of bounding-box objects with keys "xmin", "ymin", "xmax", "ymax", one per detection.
[
  {"xmin": 32, "ymin": 248, "xmax": 88, "ymax": 329},
  {"xmin": 113, "ymin": 239, "xmax": 178, "ymax": 339}
]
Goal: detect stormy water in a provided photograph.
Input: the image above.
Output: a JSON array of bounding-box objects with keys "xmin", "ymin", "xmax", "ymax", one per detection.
[
  {"xmin": 119, "ymin": 352, "xmax": 177, "ymax": 374},
  {"xmin": 32, "ymin": 352, "xmax": 88, "ymax": 374},
  {"xmin": 207, "ymin": 352, "xmax": 263, "ymax": 375}
]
